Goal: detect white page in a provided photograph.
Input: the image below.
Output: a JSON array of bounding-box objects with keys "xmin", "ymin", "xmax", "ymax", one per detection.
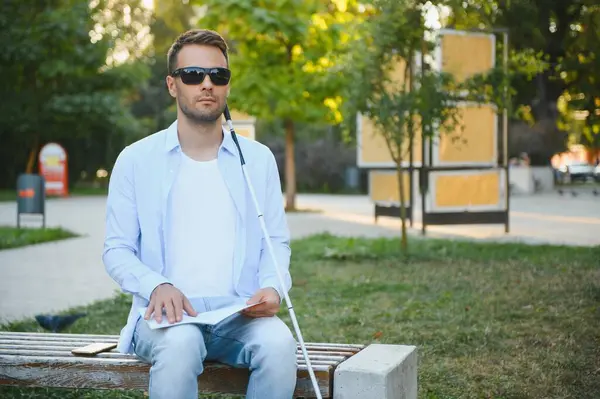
[{"xmin": 139, "ymin": 301, "xmax": 265, "ymax": 330}]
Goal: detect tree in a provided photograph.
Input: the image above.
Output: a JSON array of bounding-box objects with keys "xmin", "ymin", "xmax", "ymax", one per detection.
[
  {"xmin": 0, "ymin": 0, "xmax": 150, "ymax": 189},
  {"xmin": 560, "ymin": 3, "xmax": 600, "ymax": 155},
  {"xmin": 194, "ymin": 0, "xmax": 364, "ymax": 210},
  {"xmin": 344, "ymin": 0, "xmax": 467, "ymax": 251}
]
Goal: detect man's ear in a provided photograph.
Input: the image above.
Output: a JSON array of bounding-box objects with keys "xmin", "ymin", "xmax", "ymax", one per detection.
[{"xmin": 166, "ymin": 76, "xmax": 177, "ymax": 98}]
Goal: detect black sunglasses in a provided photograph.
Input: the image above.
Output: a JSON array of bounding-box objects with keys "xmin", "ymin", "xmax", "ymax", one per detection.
[{"xmin": 170, "ymin": 67, "xmax": 231, "ymax": 86}]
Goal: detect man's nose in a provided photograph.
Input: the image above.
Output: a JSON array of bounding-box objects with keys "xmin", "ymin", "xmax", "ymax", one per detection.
[{"xmin": 199, "ymin": 74, "xmax": 214, "ymax": 89}]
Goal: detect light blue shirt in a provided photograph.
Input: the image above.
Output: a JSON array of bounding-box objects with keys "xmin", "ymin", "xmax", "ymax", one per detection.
[{"xmin": 102, "ymin": 120, "xmax": 292, "ymax": 353}]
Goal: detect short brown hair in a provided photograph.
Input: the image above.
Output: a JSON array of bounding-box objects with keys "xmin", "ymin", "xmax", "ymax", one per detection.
[{"xmin": 167, "ymin": 29, "xmax": 229, "ymax": 74}]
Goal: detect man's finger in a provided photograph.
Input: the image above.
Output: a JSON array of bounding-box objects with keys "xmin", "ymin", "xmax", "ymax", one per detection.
[
  {"xmin": 243, "ymin": 311, "xmax": 258, "ymax": 318},
  {"xmin": 183, "ymin": 297, "xmax": 198, "ymax": 317},
  {"xmin": 246, "ymin": 294, "xmax": 263, "ymax": 305},
  {"xmin": 154, "ymin": 300, "xmax": 163, "ymax": 324},
  {"xmin": 243, "ymin": 306, "xmax": 271, "ymax": 318},
  {"xmin": 164, "ymin": 298, "xmax": 176, "ymax": 324},
  {"xmin": 173, "ymin": 296, "xmax": 183, "ymax": 322},
  {"xmin": 144, "ymin": 299, "xmax": 154, "ymax": 320},
  {"xmin": 242, "ymin": 305, "xmax": 264, "ymax": 316},
  {"xmin": 245, "ymin": 303, "xmax": 277, "ymax": 318}
]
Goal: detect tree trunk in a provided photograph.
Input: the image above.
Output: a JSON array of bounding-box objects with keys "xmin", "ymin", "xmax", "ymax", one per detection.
[
  {"xmin": 397, "ymin": 159, "xmax": 408, "ymax": 252},
  {"xmin": 26, "ymin": 135, "xmax": 39, "ymax": 174},
  {"xmin": 284, "ymin": 118, "xmax": 296, "ymax": 211}
]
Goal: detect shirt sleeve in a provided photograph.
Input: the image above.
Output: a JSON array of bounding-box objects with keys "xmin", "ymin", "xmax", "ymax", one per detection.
[
  {"xmin": 257, "ymin": 150, "xmax": 292, "ymax": 302},
  {"xmin": 102, "ymin": 146, "xmax": 170, "ymax": 301}
]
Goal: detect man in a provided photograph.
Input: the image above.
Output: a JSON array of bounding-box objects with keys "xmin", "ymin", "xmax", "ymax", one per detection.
[{"xmin": 103, "ymin": 29, "xmax": 297, "ymax": 399}]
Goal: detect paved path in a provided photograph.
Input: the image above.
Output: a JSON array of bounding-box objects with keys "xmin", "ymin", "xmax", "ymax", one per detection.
[
  {"xmin": 0, "ymin": 193, "xmax": 598, "ymax": 324},
  {"xmin": 294, "ymin": 193, "xmax": 600, "ymax": 247}
]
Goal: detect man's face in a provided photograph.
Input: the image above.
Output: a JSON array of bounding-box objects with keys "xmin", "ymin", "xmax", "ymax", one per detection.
[{"xmin": 166, "ymin": 44, "xmax": 229, "ymax": 124}]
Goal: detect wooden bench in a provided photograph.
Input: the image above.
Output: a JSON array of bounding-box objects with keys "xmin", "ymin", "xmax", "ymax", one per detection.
[{"xmin": 0, "ymin": 331, "xmax": 365, "ymax": 398}]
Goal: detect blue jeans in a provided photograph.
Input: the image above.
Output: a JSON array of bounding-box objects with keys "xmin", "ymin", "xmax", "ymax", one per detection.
[{"xmin": 132, "ymin": 296, "xmax": 298, "ymax": 399}]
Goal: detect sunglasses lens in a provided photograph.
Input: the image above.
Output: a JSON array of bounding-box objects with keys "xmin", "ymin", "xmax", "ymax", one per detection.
[
  {"xmin": 209, "ymin": 68, "xmax": 231, "ymax": 85},
  {"xmin": 180, "ymin": 68, "xmax": 206, "ymax": 85}
]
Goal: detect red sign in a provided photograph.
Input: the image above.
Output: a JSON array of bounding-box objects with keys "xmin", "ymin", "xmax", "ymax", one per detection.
[
  {"xmin": 18, "ymin": 188, "xmax": 35, "ymax": 198},
  {"xmin": 39, "ymin": 143, "xmax": 69, "ymax": 196}
]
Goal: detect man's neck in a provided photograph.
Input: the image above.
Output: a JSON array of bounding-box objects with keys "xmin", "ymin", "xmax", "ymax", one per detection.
[{"xmin": 177, "ymin": 115, "xmax": 223, "ymax": 161}]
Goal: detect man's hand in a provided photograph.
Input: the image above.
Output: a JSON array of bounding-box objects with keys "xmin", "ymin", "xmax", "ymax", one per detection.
[
  {"xmin": 144, "ymin": 283, "xmax": 197, "ymax": 324},
  {"xmin": 242, "ymin": 287, "xmax": 281, "ymax": 318}
]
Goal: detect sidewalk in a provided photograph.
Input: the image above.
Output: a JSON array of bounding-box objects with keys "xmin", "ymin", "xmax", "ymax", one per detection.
[
  {"xmin": 294, "ymin": 193, "xmax": 600, "ymax": 247},
  {"xmin": 1, "ymin": 192, "xmax": 598, "ymax": 324},
  {"xmin": 0, "ymin": 197, "xmax": 116, "ymax": 324}
]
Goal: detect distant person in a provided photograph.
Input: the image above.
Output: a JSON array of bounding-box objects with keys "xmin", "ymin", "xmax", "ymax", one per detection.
[
  {"xmin": 519, "ymin": 152, "xmax": 530, "ymax": 166},
  {"xmin": 102, "ymin": 29, "xmax": 297, "ymax": 398}
]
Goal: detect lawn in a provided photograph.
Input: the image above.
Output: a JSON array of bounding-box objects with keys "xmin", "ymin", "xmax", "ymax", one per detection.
[
  {"xmin": 0, "ymin": 226, "xmax": 78, "ymax": 250},
  {"xmin": 1, "ymin": 234, "xmax": 599, "ymax": 398}
]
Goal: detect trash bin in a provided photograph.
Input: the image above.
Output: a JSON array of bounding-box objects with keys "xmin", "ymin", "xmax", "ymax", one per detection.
[{"xmin": 16, "ymin": 173, "xmax": 46, "ymax": 228}]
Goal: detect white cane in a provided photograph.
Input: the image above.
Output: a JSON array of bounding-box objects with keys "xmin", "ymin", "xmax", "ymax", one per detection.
[{"xmin": 223, "ymin": 105, "xmax": 323, "ymax": 399}]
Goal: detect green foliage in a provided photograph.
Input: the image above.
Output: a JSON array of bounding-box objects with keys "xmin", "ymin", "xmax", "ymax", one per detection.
[
  {"xmin": 340, "ymin": 0, "xmax": 424, "ymax": 121},
  {"xmin": 0, "ymin": 0, "xmax": 150, "ymax": 188},
  {"xmin": 191, "ymin": 0, "xmax": 366, "ymax": 208},
  {"xmin": 194, "ymin": 0, "xmax": 364, "ymax": 125},
  {"xmin": 560, "ymin": 3, "xmax": 600, "ymax": 149}
]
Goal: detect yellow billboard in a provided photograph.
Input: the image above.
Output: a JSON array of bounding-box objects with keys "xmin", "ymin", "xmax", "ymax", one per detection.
[
  {"xmin": 435, "ymin": 103, "xmax": 497, "ymax": 166},
  {"xmin": 369, "ymin": 170, "xmax": 411, "ymax": 203},
  {"xmin": 428, "ymin": 170, "xmax": 505, "ymax": 212},
  {"xmin": 357, "ymin": 113, "xmax": 422, "ymax": 168},
  {"xmin": 438, "ymin": 29, "xmax": 495, "ymax": 83}
]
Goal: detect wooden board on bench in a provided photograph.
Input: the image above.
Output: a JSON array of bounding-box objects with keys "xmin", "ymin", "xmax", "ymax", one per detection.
[{"xmin": 0, "ymin": 332, "xmax": 364, "ymax": 398}]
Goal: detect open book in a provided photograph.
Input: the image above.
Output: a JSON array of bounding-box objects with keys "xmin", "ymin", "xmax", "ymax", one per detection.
[{"xmin": 139, "ymin": 300, "xmax": 265, "ymax": 330}]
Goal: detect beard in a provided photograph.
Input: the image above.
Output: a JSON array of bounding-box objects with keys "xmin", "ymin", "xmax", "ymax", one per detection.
[{"xmin": 179, "ymin": 94, "xmax": 226, "ymax": 125}]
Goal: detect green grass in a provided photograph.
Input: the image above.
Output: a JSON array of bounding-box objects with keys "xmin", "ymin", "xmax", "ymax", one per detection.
[
  {"xmin": 0, "ymin": 189, "xmax": 14, "ymax": 202},
  {"xmin": 1, "ymin": 234, "xmax": 600, "ymax": 398},
  {"xmin": 0, "ymin": 226, "xmax": 78, "ymax": 250}
]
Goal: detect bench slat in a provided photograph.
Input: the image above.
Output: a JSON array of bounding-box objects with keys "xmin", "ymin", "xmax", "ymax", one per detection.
[
  {"xmin": 0, "ymin": 353, "xmax": 335, "ymax": 371},
  {"xmin": 0, "ymin": 336, "xmax": 117, "ymax": 344},
  {"xmin": 0, "ymin": 349, "xmax": 346, "ymax": 365},
  {"xmin": 1, "ymin": 332, "xmax": 122, "ymax": 340},
  {"xmin": 0, "ymin": 342, "xmax": 359, "ymax": 358},
  {"xmin": 0, "ymin": 332, "xmax": 363, "ymax": 351},
  {"xmin": 0, "ymin": 344, "xmax": 352, "ymax": 360}
]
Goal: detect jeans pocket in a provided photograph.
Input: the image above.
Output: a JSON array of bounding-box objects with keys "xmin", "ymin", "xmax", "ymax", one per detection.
[{"xmin": 132, "ymin": 317, "xmax": 152, "ymax": 363}]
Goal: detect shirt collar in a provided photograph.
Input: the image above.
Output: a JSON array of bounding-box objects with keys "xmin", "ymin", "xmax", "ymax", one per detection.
[{"xmin": 164, "ymin": 119, "xmax": 239, "ymax": 157}]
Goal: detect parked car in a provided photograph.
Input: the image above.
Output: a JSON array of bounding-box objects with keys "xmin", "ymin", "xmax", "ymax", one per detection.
[
  {"xmin": 594, "ymin": 163, "xmax": 600, "ymax": 182},
  {"xmin": 558, "ymin": 161, "xmax": 594, "ymax": 182}
]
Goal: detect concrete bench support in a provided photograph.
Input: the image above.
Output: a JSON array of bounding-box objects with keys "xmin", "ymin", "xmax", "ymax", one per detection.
[{"xmin": 333, "ymin": 344, "xmax": 417, "ymax": 399}]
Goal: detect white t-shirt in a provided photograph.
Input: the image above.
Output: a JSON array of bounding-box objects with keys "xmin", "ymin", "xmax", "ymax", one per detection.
[{"xmin": 165, "ymin": 153, "xmax": 237, "ymax": 298}]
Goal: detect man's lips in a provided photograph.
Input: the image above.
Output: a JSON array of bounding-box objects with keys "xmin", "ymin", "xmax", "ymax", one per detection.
[{"xmin": 197, "ymin": 97, "xmax": 216, "ymax": 103}]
